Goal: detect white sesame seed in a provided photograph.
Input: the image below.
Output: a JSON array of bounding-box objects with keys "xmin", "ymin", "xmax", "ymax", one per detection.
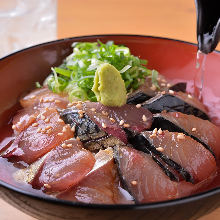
[
  {"xmin": 153, "ymin": 128, "xmax": 158, "ymax": 134},
  {"xmin": 37, "ymin": 128, "xmax": 41, "ymax": 132},
  {"xmin": 131, "ymin": 180, "xmax": 137, "ymax": 186},
  {"xmin": 158, "ymin": 128, "xmax": 163, "ymax": 135},
  {"xmin": 58, "ymin": 118, "xmax": 63, "ymax": 123},
  {"xmin": 32, "ymin": 123, "xmax": 38, "ymax": 127},
  {"xmin": 110, "ymin": 118, "xmax": 115, "ymax": 123},
  {"xmin": 30, "ymin": 115, "xmax": 36, "ymax": 120},
  {"xmin": 119, "ymin": 120, "xmax": 124, "ymax": 126},
  {"xmin": 123, "ymin": 123, "xmax": 130, "ymax": 128},
  {"xmin": 156, "ymin": 147, "xmax": 164, "ymax": 152},
  {"xmin": 136, "ymin": 104, "xmax": 141, "ymax": 108},
  {"xmin": 30, "ymin": 95, "xmax": 36, "ymax": 99},
  {"xmin": 41, "ymin": 115, "xmax": 46, "ymax": 120},
  {"xmin": 188, "ymin": 94, "xmax": 192, "ymax": 99},
  {"xmin": 45, "ymin": 118, "xmax": 50, "ymax": 123},
  {"xmin": 62, "ymin": 126, "xmax": 67, "ymax": 133},
  {"xmin": 169, "ymin": 90, "xmax": 175, "ymax": 95},
  {"xmin": 67, "ymin": 103, "xmax": 74, "ymax": 107},
  {"xmin": 177, "ymin": 133, "xmax": 185, "ymax": 140},
  {"xmin": 192, "ymin": 127, "xmax": 197, "ymax": 132},
  {"xmin": 62, "ymin": 143, "xmax": 67, "ymax": 148},
  {"xmin": 90, "ymin": 108, "xmax": 96, "ymax": 112},
  {"xmin": 44, "ymin": 184, "xmax": 51, "ymax": 189},
  {"xmin": 142, "ymin": 115, "xmax": 147, "ymax": 122},
  {"xmin": 150, "ymin": 134, "xmax": 156, "ymax": 138},
  {"xmin": 161, "ymin": 83, "xmax": 166, "ymax": 87},
  {"xmin": 161, "ymin": 79, "xmax": 167, "ymax": 83},
  {"xmin": 12, "ymin": 125, "xmax": 16, "ymax": 130},
  {"xmin": 55, "ymin": 99, "xmax": 61, "ymax": 103},
  {"xmin": 66, "ymin": 144, "xmax": 73, "ymax": 148},
  {"xmin": 46, "ymin": 126, "xmax": 52, "ymax": 130},
  {"xmin": 58, "ymin": 132, "xmax": 63, "ymax": 136},
  {"xmin": 102, "ymin": 122, "xmax": 107, "ymax": 128},
  {"xmin": 167, "ymin": 83, "xmax": 171, "ymax": 87}
]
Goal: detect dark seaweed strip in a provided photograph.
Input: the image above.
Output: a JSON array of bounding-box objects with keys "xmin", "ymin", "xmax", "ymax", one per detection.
[
  {"xmin": 127, "ymin": 92, "xmax": 152, "ymax": 105},
  {"xmin": 151, "ymin": 115, "xmax": 216, "ymax": 159},
  {"xmin": 59, "ymin": 108, "xmax": 107, "ymax": 142},
  {"xmin": 169, "ymin": 82, "xmax": 187, "ymax": 92},
  {"xmin": 142, "ymin": 94, "xmax": 209, "ymax": 120},
  {"xmin": 128, "ymin": 134, "xmax": 194, "ymax": 183}
]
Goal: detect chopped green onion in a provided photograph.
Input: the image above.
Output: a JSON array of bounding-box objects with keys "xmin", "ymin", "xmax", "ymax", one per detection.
[{"xmin": 44, "ymin": 41, "xmax": 159, "ymax": 102}]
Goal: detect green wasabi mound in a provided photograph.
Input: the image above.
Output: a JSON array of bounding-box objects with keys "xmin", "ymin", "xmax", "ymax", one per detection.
[{"xmin": 92, "ymin": 63, "xmax": 127, "ymax": 107}]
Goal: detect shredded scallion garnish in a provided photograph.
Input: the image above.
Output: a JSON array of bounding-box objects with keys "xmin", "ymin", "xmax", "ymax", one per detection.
[{"xmin": 45, "ymin": 41, "xmax": 159, "ymax": 102}]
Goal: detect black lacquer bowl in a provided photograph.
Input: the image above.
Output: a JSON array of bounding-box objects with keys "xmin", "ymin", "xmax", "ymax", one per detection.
[{"xmin": 0, "ymin": 35, "xmax": 220, "ymax": 220}]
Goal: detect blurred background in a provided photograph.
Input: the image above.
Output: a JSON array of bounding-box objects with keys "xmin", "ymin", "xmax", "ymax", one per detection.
[{"xmin": 0, "ymin": 0, "xmax": 219, "ymax": 219}]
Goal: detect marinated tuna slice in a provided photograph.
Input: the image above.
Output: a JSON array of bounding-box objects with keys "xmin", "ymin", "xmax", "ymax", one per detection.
[
  {"xmin": 20, "ymin": 87, "xmax": 69, "ymax": 109},
  {"xmin": 60, "ymin": 102, "xmax": 152, "ymax": 144},
  {"xmin": 31, "ymin": 139, "xmax": 95, "ymax": 192},
  {"xmin": 114, "ymin": 146, "xmax": 196, "ymax": 203},
  {"xmin": 127, "ymin": 73, "xmax": 187, "ymax": 105},
  {"xmin": 2, "ymin": 108, "xmax": 73, "ymax": 164},
  {"xmin": 142, "ymin": 91, "xmax": 209, "ymax": 120},
  {"xmin": 12, "ymin": 108, "xmax": 40, "ymax": 134},
  {"xmin": 140, "ymin": 131, "xmax": 216, "ymax": 183},
  {"xmin": 0, "ymin": 125, "xmax": 14, "ymax": 154},
  {"xmin": 58, "ymin": 148, "xmax": 133, "ymax": 204},
  {"xmin": 59, "ymin": 107, "xmax": 107, "ymax": 143},
  {"xmin": 152, "ymin": 112, "xmax": 220, "ymax": 158}
]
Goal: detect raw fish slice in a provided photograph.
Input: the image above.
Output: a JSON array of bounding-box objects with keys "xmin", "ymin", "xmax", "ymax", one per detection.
[
  {"xmin": 141, "ymin": 131, "xmax": 216, "ymax": 182},
  {"xmin": 60, "ymin": 102, "xmax": 152, "ymax": 144},
  {"xmin": 31, "ymin": 139, "xmax": 95, "ymax": 192},
  {"xmin": 60, "ymin": 108, "xmax": 107, "ymax": 143},
  {"xmin": 142, "ymin": 91, "xmax": 209, "ymax": 120},
  {"xmin": 0, "ymin": 124, "xmax": 14, "ymax": 154},
  {"xmin": 127, "ymin": 73, "xmax": 186, "ymax": 105},
  {"xmin": 20, "ymin": 87, "xmax": 69, "ymax": 109},
  {"xmin": 114, "ymin": 146, "xmax": 197, "ymax": 203},
  {"xmin": 58, "ymin": 148, "xmax": 134, "ymax": 204},
  {"xmin": 84, "ymin": 102, "xmax": 152, "ymax": 133},
  {"xmin": 156, "ymin": 112, "xmax": 220, "ymax": 159},
  {"xmin": 12, "ymin": 107, "xmax": 40, "ymax": 134},
  {"xmin": 3, "ymin": 108, "xmax": 73, "ymax": 164}
]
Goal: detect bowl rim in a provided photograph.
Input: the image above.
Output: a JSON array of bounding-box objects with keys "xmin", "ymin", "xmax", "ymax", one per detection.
[{"xmin": 0, "ymin": 34, "xmax": 220, "ymax": 210}]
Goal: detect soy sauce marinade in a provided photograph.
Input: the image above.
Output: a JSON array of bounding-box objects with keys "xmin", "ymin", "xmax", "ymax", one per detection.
[{"xmin": 0, "ymin": 40, "xmax": 219, "ymax": 204}]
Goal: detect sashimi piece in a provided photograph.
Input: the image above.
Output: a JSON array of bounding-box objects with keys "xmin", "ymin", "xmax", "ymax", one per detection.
[
  {"xmin": 127, "ymin": 73, "xmax": 186, "ymax": 104},
  {"xmin": 62, "ymin": 101, "xmax": 152, "ymax": 143},
  {"xmin": 142, "ymin": 91, "xmax": 209, "ymax": 120},
  {"xmin": 0, "ymin": 124, "xmax": 14, "ymax": 154},
  {"xmin": 31, "ymin": 139, "xmax": 95, "ymax": 192},
  {"xmin": 58, "ymin": 148, "xmax": 134, "ymax": 204},
  {"xmin": 12, "ymin": 107, "xmax": 40, "ymax": 134},
  {"xmin": 114, "ymin": 146, "xmax": 197, "ymax": 203},
  {"xmin": 141, "ymin": 131, "xmax": 216, "ymax": 182},
  {"xmin": 158, "ymin": 112, "xmax": 220, "ymax": 159},
  {"xmin": 20, "ymin": 87, "xmax": 69, "ymax": 109},
  {"xmin": 3, "ymin": 108, "xmax": 73, "ymax": 164},
  {"xmin": 84, "ymin": 102, "xmax": 152, "ymax": 133}
]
